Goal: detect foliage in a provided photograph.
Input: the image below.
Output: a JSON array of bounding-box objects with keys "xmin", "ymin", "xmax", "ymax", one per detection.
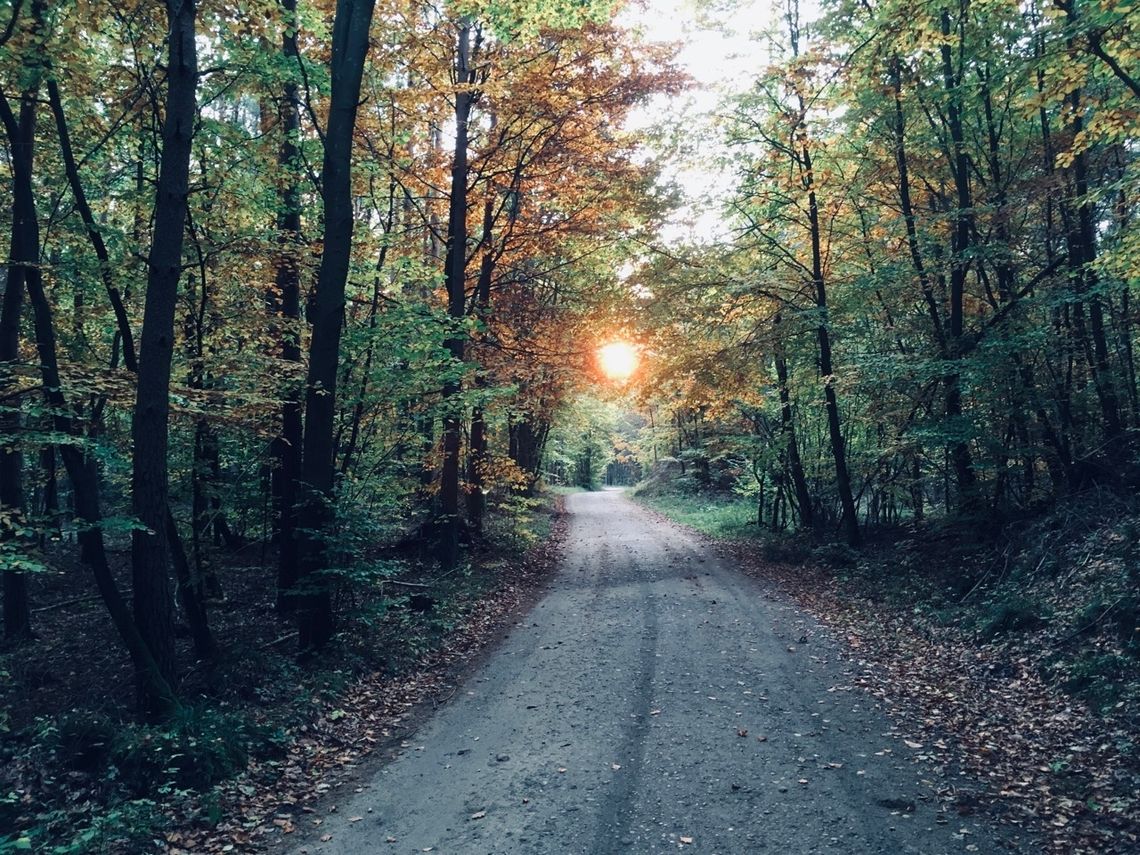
[
  {"xmin": 630, "ymin": 0, "xmax": 1140, "ymax": 544},
  {"xmin": 633, "ymin": 478, "xmax": 759, "ymax": 539}
]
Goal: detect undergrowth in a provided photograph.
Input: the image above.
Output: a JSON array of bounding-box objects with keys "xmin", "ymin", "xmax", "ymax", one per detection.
[{"xmin": 0, "ymin": 493, "xmax": 559, "ymax": 854}]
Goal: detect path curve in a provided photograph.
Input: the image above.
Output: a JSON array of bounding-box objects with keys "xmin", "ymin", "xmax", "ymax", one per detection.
[{"xmin": 300, "ymin": 490, "xmax": 1002, "ymax": 854}]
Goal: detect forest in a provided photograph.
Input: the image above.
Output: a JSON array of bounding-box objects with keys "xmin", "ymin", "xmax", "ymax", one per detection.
[{"xmin": 0, "ymin": 0, "xmax": 1137, "ymax": 851}]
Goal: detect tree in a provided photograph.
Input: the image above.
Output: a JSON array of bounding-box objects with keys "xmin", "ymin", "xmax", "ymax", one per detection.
[
  {"xmin": 129, "ymin": 0, "xmax": 200, "ymax": 717},
  {"xmin": 0, "ymin": 0, "xmax": 38, "ymax": 643},
  {"xmin": 295, "ymin": 0, "xmax": 377, "ymax": 649}
]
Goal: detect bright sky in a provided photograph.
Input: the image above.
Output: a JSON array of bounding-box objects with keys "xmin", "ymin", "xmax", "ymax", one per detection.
[{"xmin": 619, "ymin": 0, "xmax": 797, "ymax": 244}]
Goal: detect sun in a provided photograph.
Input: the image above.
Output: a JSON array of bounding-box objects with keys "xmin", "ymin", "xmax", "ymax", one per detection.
[{"xmin": 598, "ymin": 341, "xmax": 638, "ymax": 381}]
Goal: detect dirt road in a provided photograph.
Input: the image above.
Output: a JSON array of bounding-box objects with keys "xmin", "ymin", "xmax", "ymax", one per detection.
[{"xmin": 302, "ymin": 490, "xmax": 1005, "ymax": 854}]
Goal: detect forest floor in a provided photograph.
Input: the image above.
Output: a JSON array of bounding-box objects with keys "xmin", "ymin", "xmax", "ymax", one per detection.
[
  {"xmin": 637, "ymin": 487, "xmax": 1140, "ymax": 854},
  {"xmin": 0, "ymin": 496, "xmax": 568, "ymax": 854},
  {"xmin": 281, "ymin": 489, "xmax": 1029, "ymax": 855}
]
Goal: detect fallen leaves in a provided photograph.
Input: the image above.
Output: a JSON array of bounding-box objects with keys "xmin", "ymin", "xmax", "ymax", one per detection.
[
  {"xmin": 720, "ymin": 535, "xmax": 1140, "ymax": 854},
  {"xmin": 143, "ymin": 507, "xmax": 573, "ymax": 855}
]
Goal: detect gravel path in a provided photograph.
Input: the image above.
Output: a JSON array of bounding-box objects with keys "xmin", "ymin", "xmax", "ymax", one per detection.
[{"xmin": 302, "ymin": 490, "xmax": 1004, "ymax": 854}]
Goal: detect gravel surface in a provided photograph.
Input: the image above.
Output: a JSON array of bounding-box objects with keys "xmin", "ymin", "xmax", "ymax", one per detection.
[{"xmin": 301, "ymin": 489, "xmax": 1006, "ymax": 854}]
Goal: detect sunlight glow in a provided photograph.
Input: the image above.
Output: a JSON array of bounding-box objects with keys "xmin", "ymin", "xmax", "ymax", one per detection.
[{"xmin": 598, "ymin": 342, "xmax": 639, "ymax": 381}]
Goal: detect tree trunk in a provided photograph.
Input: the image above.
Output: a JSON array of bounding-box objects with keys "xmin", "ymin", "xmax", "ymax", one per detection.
[
  {"xmin": 438, "ymin": 20, "xmax": 478, "ymax": 568},
  {"xmin": 130, "ymin": 0, "xmax": 198, "ymax": 717},
  {"xmin": 786, "ymin": 1, "xmax": 858, "ymax": 544},
  {"xmin": 340, "ymin": 171, "xmax": 398, "ymax": 477},
  {"xmin": 295, "ymin": 0, "xmax": 377, "ymax": 649},
  {"xmin": 3, "ymin": 88, "xmax": 180, "ymax": 712},
  {"xmin": 47, "ymin": 80, "xmax": 137, "ymax": 371},
  {"xmin": 167, "ymin": 509, "xmax": 217, "ymax": 660},
  {"xmin": 773, "ymin": 314, "xmax": 813, "ymax": 530},
  {"xmin": 0, "ymin": 84, "xmax": 33, "ymax": 643},
  {"xmin": 509, "ymin": 415, "xmax": 549, "ymax": 494},
  {"xmin": 939, "ymin": 6, "xmax": 978, "ymax": 510},
  {"xmin": 799, "ymin": 130, "xmax": 858, "ymax": 543},
  {"xmin": 271, "ymin": 0, "xmax": 305, "ymax": 612},
  {"xmin": 466, "ymin": 195, "xmax": 496, "ymax": 534}
]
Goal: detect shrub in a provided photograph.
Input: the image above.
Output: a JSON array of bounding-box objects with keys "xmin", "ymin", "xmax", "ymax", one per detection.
[
  {"xmin": 762, "ymin": 536, "xmax": 812, "ymax": 565},
  {"xmin": 977, "ymin": 595, "xmax": 1047, "ymax": 639},
  {"xmin": 48, "ymin": 710, "xmax": 118, "ymax": 774},
  {"xmin": 1062, "ymin": 653, "xmax": 1134, "ymax": 712},
  {"xmin": 111, "ymin": 707, "xmax": 285, "ymax": 796},
  {"xmin": 811, "ymin": 542, "xmax": 860, "ymax": 568}
]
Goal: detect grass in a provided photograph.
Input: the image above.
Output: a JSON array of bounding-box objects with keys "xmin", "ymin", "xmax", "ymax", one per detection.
[
  {"xmin": 545, "ymin": 484, "xmax": 587, "ymax": 496},
  {"xmin": 634, "ymin": 490, "xmax": 760, "ymax": 540}
]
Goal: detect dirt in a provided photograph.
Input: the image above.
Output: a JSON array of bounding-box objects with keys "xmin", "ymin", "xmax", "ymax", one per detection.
[{"xmin": 290, "ymin": 489, "xmax": 1029, "ymax": 854}]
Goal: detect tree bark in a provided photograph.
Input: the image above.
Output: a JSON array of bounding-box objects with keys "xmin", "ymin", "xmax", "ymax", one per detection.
[
  {"xmin": 271, "ymin": 0, "xmax": 305, "ymax": 613},
  {"xmin": 939, "ymin": 6, "xmax": 978, "ymax": 510},
  {"xmin": 130, "ymin": 0, "xmax": 198, "ymax": 717},
  {"xmin": 509, "ymin": 415, "xmax": 549, "ymax": 494},
  {"xmin": 785, "ymin": 0, "xmax": 859, "ymax": 544},
  {"xmin": 0, "ymin": 83, "xmax": 34, "ymax": 643},
  {"xmin": 0, "ymin": 83, "xmax": 180, "ymax": 713},
  {"xmin": 47, "ymin": 80, "xmax": 137, "ymax": 371},
  {"xmin": 466, "ymin": 195, "xmax": 496, "ymax": 534},
  {"xmin": 295, "ymin": 0, "xmax": 377, "ymax": 649},
  {"xmin": 438, "ymin": 20, "xmax": 478, "ymax": 568},
  {"xmin": 773, "ymin": 314, "xmax": 814, "ymax": 530}
]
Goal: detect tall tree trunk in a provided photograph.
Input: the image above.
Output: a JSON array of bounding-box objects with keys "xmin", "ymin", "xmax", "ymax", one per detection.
[
  {"xmin": 38, "ymin": 446, "xmax": 59, "ymax": 543},
  {"xmin": 1056, "ymin": 54, "xmax": 1123, "ymax": 450},
  {"xmin": 785, "ymin": 0, "xmax": 858, "ymax": 544},
  {"xmin": 271, "ymin": 0, "xmax": 305, "ymax": 612},
  {"xmin": 130, "ymin": 0, "xmax": 199, "ymax": 716},
  {"xmin": 939, "ymin": 6, "xmax": 978, "ymax": 510},
  {"xmin": 0, "ymin": 79, "xmax": 34, "ymax": 643},
  {"xmin": 340, "ymin": 171, "xmax": 398, "ymax": 477},
  {"xmin": 509, "ymin": 415, "xmax": 549, "ymax": 494},
  {"xmin": 47, "ymin": 80, "xmax": 137, "ymax": 371},
  {"xmin": 888, "ymin": 57, "xmax": 947, "ymax": 355},
  {"xmin": 466, "ymin": 195, "xmax": 495, "ymax": 534},
  {"xmin": 295, "ymin": 0, "xmax": 376, "ymax": 649},
  {"xmin": 438, "ymin": 20, "xmax": 478, "ymax": 569},
  {"xmin": 167, "ymin": 509, "xmax": 217, "ymax": 659},
  {"xmin": 1, "ymin": 68, "xmax": 179, "ymax": 711}
]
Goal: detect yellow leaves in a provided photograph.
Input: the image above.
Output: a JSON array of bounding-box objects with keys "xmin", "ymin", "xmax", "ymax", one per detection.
[{"xmin": 1086, "ymin": 106, "xmax": 1140, "ymax": 145}]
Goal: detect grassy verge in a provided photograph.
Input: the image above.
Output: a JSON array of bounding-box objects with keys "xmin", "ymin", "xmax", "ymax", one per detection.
[
  {"xmin": 545, "ymin": 484, "xmax": 586, "ymax": 496},
  {"xmin": 633, "ymin": 489, "xmax": 760, "ymax": 540}
]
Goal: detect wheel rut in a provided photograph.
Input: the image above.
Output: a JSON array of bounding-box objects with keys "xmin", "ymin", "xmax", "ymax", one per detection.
[{"xmin": 292, "ymin": 489, "xmax": 1010, "ymax": 854}]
